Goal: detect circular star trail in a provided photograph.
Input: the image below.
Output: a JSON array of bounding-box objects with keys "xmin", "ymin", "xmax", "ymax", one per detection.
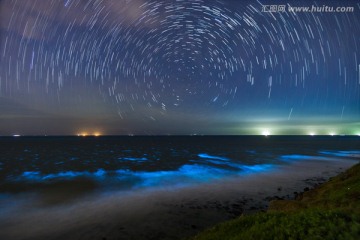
[{"xmin": 0, "ymin": 0, "xmax": 359, "ymax": 134}]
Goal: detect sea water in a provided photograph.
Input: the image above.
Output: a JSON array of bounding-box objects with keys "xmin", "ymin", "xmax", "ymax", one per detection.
[
  {"xmin": 1, "ymin": 136, "xmax": 358, "ymax": 192},
  {"xmin": 0, "ymin": 136, "xmax": 359, "ymax": 239}
]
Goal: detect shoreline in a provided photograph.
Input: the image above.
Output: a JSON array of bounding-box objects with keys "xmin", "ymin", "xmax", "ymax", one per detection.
[
  {"xmin": 0, "ymin": 158, "xmax": 358, "ymax": 240},
  {"xmin": 191, "ymin": 160, "xmax": 360, "ymax": 240}
]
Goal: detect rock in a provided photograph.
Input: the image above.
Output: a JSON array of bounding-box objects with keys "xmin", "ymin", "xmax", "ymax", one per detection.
[
  {"xmin": 231, "ymin": 203, "xmax": 241, "ymax": 208},
  {"xmin": 274, "ymin": 196, "xmax": 284, "ymax": 200}
]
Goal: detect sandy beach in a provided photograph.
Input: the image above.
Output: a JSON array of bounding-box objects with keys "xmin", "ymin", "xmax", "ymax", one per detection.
[{"xmin": 0, "ymin": 157, "xmax": 358, "ymax": 240}]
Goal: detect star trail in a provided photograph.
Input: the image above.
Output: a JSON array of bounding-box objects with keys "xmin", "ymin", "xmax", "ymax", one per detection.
[{"xmin": 0, "ymin": 0, "xmax": 359, "ymax": 135}]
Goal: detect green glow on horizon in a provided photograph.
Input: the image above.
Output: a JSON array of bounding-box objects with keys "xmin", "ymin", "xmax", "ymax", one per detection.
[
  {"xmin": 245, "ymin": 121, "xmax": 360, "ymax": 135},
  {"xmin": 262, "ymin": 129, "xmax": 271, "ymax": 136}
]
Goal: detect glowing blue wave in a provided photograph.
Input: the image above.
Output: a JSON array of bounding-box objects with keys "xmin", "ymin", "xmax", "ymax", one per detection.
[
  {"xmin": 198, "ymin": 153, "xmax": 229, "ymax": 161},
  {"xmin": 15, "ymin": 150, "xmax": 358, "ymax": 191},
  {"xmin": 319, "ymin": 151, "xmax": 360, "ymax": 158},
  {"xmin": 17, "ymin": 159, "xmax": 276, "ymax": 190},
  {"xmin": 120, "ymin": 157, "xmax": 148, "ymax": 161},
  {"xmin": 20, "ymin": 170, "xmax": 106, "ymax": 181},
  {"xmin": 280, "ymin": 155, "xmax": 330, "ymax": 161}
]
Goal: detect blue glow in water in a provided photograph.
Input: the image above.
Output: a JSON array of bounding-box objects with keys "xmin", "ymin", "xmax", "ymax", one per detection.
[
  {"xmin": 19, "ymin": 169, "xmax": 109, "ymax": 182},
  {"xmin": 246, "ymin": 150, "xmax": 257, "ymax": 154},
  {"xmin": 17, "ymin": 153, "xmax": 351, "ymax": 191},
  {"xmin": 42, "ymin": 171, "xmax": 84, "ymax": 180},
  {"xmin": 342, "ymin": 151, "xmax": 360, "ymax": 154},
  {"xmin": 204, "ymin": 159, "xmax": 242, "ymax": 169},
  {"xmin": 198, "ymin": 153, "xmax": 229, "ymax": 161},
  {"xmin": 94, "ymin": 169, "xmax": 106, "ymax": 177},
  {"xmin": 319, "ymin": 151, "xmax": 360, "ymax": 157},
  {"xmin": 22, "ymin": 171, "xmax": 41, "ymax": 180},
  {"xmin": 112, "ymin": 162, "xmax": 277, "ymax": 189},
  {"xmin": 4, "ymin": 136, "xmax": 359, "ymax": 195},
  {"xmin": 115, "ymin": 169, "xmax": 132, "ymax": 175},
  {"xmin": 132, "ymin": 170, "xmax": 178, "ymax": 187},
  {"xmin": 18, "ymin": 162, "xmax": 278, "ymax": 190},
  {"xmin": 179, "ymin": 164, "xmax": 229, "ymax": 178},
  {"xmin": 281, "ymin": 155, "xmax": 313, "ymax": 160},
  {"xmin": 120, "ymin": 157, "xmax": 148, "ymax": 161},
  {"xmin": 129, "ymin": 164, "xmax": 231, "ymax": 188},
  {"xmin": 240, "ymin": 164, "xmax": 274, "ymax": 173},
  {"xmin": 280, "ymin": 155, "xmax": 329, "ymax": 161}
]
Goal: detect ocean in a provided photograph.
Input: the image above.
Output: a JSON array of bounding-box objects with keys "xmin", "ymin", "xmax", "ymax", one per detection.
[{"xmin": 0, "ymin": 136, "xmax": 359, "ymax": 239}]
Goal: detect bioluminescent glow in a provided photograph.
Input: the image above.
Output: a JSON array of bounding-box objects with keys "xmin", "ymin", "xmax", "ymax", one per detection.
[
  {"xmin": 319, "ymin": 151, "xmax": 360, "ymax": 158},
  {"xmin": 240, "ymin": 164, "xmax": 274, "ymax": 173},
  {"xmin": 15, "ymin": 162, "xmax": 277, "ymax": 190},
  {"xmin": 198, "ymin": 153, "xmax": 229, "ymax": 161},
  {"xmin": 13, "ymin": 148, "xmax": 359, "ymax": 191},
  {"xmin": 15, "ymin": 147, "xmax": 359, "ymax": 191},
  {"xmin": 121, "ymin": 157, "xmax": 148, "ymax": 161},
  {"xmin": 280, "ymin": 155, "xmax": 329, "ymax": 162}
]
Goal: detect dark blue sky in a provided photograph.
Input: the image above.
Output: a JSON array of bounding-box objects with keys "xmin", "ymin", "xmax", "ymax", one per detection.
[{"xmin": 0, "ymin": 0, "xmax": 359, "ymax": 135}]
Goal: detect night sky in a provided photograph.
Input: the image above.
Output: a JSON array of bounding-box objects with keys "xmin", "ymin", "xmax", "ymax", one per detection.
[{"xmin": 0, "ymin": 0, "xmax": 359, "ymax": 135}]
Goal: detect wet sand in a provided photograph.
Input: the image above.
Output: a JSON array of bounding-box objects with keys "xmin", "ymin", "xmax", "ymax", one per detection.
[{"xmin": 0, "ymin": 158, "xmax": 358, "ymax": 240}]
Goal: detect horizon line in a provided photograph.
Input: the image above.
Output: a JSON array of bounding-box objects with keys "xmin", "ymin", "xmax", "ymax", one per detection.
[{"xmin": 2, "ymin": 134, "xmax": 360, "ymax": 137}]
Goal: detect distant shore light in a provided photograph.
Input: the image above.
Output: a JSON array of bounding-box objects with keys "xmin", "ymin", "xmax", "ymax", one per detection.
[
  {"xmin": 329, "ymin": 132, "xmax": 336, "ymax": 136},
  {"xmin": 262, "ymin": 130, "xmax": 270, "ymax": 136},
  {"xmin": 77, "ymin": 132, "xmax": 101, "ymax": 137},
  {"xmin": 309, "ymin": 132, "xmax": 316, "ymax": 136}
]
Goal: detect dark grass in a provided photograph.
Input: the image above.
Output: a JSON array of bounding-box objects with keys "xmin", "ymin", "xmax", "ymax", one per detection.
[{"xmin": 190, "ymin": 162, "xmax": 360, "ymax": 240}]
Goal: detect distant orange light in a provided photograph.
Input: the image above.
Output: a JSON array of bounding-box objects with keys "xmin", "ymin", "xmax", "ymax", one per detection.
[{"xmin": 77, "ymin": 131, "xmax": 101, "ymax": 137}]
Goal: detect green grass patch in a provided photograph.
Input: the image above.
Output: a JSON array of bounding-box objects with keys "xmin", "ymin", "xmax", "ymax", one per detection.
[
  {"xmin": 269, "ymin": 162, "xmax": 360, "ymax": 212},
  {"xmin": 190, "ymin": 162, "xmax": 360, "ymax": 240},
  {"xmin": 191, "ymin": 210, "xmax": 360, "ymax": 240}
]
